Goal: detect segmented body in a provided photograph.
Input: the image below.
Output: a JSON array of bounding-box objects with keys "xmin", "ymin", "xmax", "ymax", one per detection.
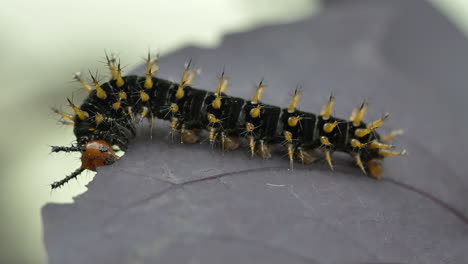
[
  {"xmin": 75, "ymin": 75, "xmax": 380, "ymax": 162},
  {"xmin": 50, "ymin": 54, "xmax": 405, "ymax": 189}
]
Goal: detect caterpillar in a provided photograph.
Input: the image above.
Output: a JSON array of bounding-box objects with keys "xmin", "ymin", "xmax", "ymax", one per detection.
[{"xmin": 50, "ymin": 53, "xmax": 406, "ymax": 189}]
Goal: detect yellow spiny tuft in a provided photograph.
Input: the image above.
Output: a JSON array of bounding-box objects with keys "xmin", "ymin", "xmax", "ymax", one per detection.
[
  {"xmin": 186, "ymin": 70, "xmax": 197, "ymax": 86},
  {"xmin": 116, "ymin": 63, "xmax": 125, "ymax": 88},
  {"xmin": 251, "ymin": 80, "xmax": 265, "ymax": 104},
  {"xmin": 287, "ymin": 89, "xmax": 301, "ymax": 113},
  {"xmin": 90, "ymin": 73, "xmax": 106, "ymax": 99},
  {"xmin": 246, "ymin": 122, "xmax": 255, "ymax": 133},
  {"xmin": 350, "ymin": 138, "xmax": 365, "ymax": 148},
  {"xmin": 378, "ymin": 149, "xmax": 407, "ymax": 157},
  {"xmin": 95, "ymin": 113, "xmax": 104, "ymax": 125},
  {"xmin": 212, "ymin": 96, "xmax": 222, "ymax": 109},
  {"xmin": 119, "ymin": 91, "xmax": 127, "ymax": 100},
  {"xmin": 220, "ymin": 77, "xmax": 229, "ymax": 94},
  {"xmin": 287, "ymin": 116, "xmax": 303, "ymax": 127},
  {"xmin": 170, "ymin": 103, "xmax": 179, "ymax": 113},
  {"xmin": 320, "ymin": 136, "xmax": 332, "ymax": 146},
  {"xmin": 112, "ymin": 100, "xmax": 121, "ymax": 110},
  {"xmin": 323, "ymin": 120, "xmax": 339, "ymax": 133},
  {"xmin": 368, "ymin": 113, "xmax": 389, "ymax": 129},
  {"xmin": 140, "ymin": 90, "xmax": 149, "ymax": 102},
  {"xmin": 353, "ymin": 153, "xmax": 366, "ymax": 174},
  {"xmin": 144, "ymin": 70, "xmax": 153, "ymax": 89},
  {"xmin": 368, "ymin": 140, "xmax": 394, "ymax": 149},
  {"xmin": 207, "ymin": 113, "xmax": 221, "ymax": 124},
  {"xmin": 323, "ymin": 149, "xmax": 334, "ymax": 170},
  {"xmin": 140, "ymin": 106, "xmax": 149, "ymax": 119},
  {"xmin": 144, "ymin": 52, "xmax": 159, "ymax": 77},
  {"xmin": 283, "ymin": 131, "xmax": 293, "ymax": 143},
  {"xmin": 215, "ymin": 71, "xmax": 226, "ymax": 95},
  {"xmin": 249, "ymin": 105, "xmax": 262, "ymax": 118},
  {"xmin": 72, "ymin": 72, "xmax": 92, "ymax": 93},
  {"xmin": 176, "ymin": 84, "xmax": 185, "ymax": 99},
  {"xmin": 320, "ymin": 95, "xmax": 335, "ymax": 120},
  {"xmin": 52, "ymin": 108, "xmax": 74, "ymax": 122},
  {"xmin": 105, "ymin": 52, "xmax": 118, "ymax": 80},
  {"xmin": 212, "ymin": 72, "xmax": 227, "ymax": 109},
  {"xmin": 352, "ymin": 101, "xmax": 368, "ymax": 126},
  {"xmin": 354, "ymin": 127, "xmax": 376, "ymax": 138},
  {"xmin": 176, "ymin": 60, "xmax": 193, "ymax": 99},
  {"xmin": 67, "ymin": 98, "xmax": 87, "ymax": 120}
]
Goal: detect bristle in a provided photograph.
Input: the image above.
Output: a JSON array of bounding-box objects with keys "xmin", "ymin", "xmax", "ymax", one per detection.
[
  {"xmin": 67, "ymin": 98, "xmax": 87, "ymax": 120},
  {"xmin": 320, "ymin": 136, "xmax": 332, "ymax": 147},
  {"xmin": 352, "ymin": 101, "xmax": 368, "ymax": 126},
  {"xmin": 323, "ymin": 149, "xmax": 334, "ymax": 171},
  {"xmin": 116, "ymin": 62, "xmax": 125, "ymax": 88},
  {"xmin": 251, "ymin": 80, "xmax": 265, "ymax": 104},
  {"xmin": 287, "ymin": 89, "xmax": 301, "ymax": 113},
  {"xmin": 52, "ymin": 107, "xmax": 74, "ymax": 122},
  {"xmin": 368, "ymin": 140, "xmax": 394, "ymax": 149},
  {"xmin": 350, "ymin": 138, "xmax": 365, "ymax": 148},
  {"xmin": 89, "ymin": 71, "xmax": 107, "ymax": 99},
  {"xmin": 368, "ymin": 113, "xmax": 389, "ymax": 129},
  {"xmin": 72, "ymin": 72, "xmax": 92, "ymax": 93},
  {"xmin": 95, "ymin": 113, "xmax": 104, "ymax": 125},
  {"xmin": 105, "ymin": 52, "xmax": 118, "ymax": 80},
  {"xmin": 378, "ymin": 149, "xmax": 407, "ymax": 157},
  {"xmin": 354, "ymin": 127, "xmax": 376, "ymax": 138},
  {"xmin": 320, "ymin": 95, "xmax": 335, "ymax": 120},
  {"xmin": 352, "ymin": 153, "xmax": 366, "ymax": 174}
]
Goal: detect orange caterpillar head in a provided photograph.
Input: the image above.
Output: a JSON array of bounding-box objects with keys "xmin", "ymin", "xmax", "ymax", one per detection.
[
  {"xmin": 80, "ymin": 140, "xmax": 118, "ymax": 171},
  {"xmin": 50, "ymin": 140, "xmax": 118, "ymax": 189}
]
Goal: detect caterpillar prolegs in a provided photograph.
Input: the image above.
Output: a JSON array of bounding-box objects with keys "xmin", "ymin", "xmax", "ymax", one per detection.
[{"xmin": 50, "ymin": 53, "xmax": 406, "ymax": 189}]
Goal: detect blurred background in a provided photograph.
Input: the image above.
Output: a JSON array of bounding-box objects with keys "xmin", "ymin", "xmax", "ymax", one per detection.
[{"xmin": 0, "ymin": 0, "xmax": 467, "ymax": 263}]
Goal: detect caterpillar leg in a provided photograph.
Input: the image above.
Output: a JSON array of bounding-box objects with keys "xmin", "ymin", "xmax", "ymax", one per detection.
[
  {"xmin": 286, "ymin": 143, "xmax": 295, "ymax": 170},
  {"xmin": 295, "ymin": 148, "xmax": 316, "ymax": 165},
  {"xmin": 220, "ymin": 134, "xmax": 240, "ymax": 151},
  {"xmin": 256, "ymin": 140, "xmax": 274, "ymax": 159},
  {"xmin": 51, "ymin": 167, "xmax": 85, "ymax": 189},
  {"xmin": 247, "ymin": 135, "xmax": 256, "ymax": 157},
  {"xmin": 181, "ymin": 127, "xmax": 199, "ymax": 144}
]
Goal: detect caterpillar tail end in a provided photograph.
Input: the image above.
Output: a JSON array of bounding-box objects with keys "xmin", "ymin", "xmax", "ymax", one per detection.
[{"xmin": 367, "ymin": 159, "xmax": 383, "ymax": 180}]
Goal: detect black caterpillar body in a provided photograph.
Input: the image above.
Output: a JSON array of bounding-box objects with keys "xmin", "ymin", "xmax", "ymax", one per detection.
[{"xmin": 50, "ymin": 55, "xmax": 405, "ymax": 189}]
